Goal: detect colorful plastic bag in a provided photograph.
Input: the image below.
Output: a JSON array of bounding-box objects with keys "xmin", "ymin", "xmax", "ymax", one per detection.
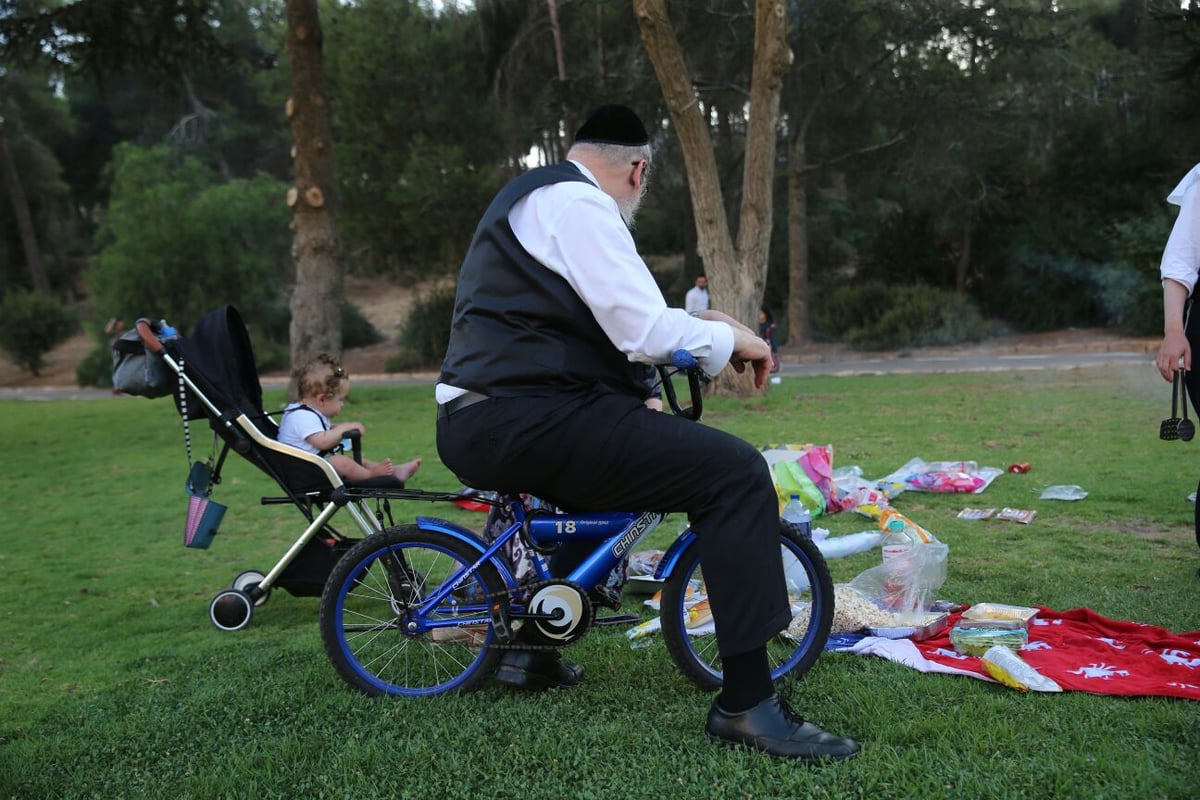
[{"xmin": 184, "ymin": 461, "xmax": 225, "ymax": 549}]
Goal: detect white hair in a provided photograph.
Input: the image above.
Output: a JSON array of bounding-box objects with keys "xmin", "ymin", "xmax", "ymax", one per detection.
[{"xmin": 568, "ymin": 141, "xmax": 653, "ymax": 174}]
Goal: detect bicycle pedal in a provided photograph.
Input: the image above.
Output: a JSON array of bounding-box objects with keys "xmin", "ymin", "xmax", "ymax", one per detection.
[
  {"xmin": 589, "ymin": 585, "xmax": 623, "ymax": 611},
  {"xmin": 489, "ymin": 600, "xmax": 514, "ymax": 643}
]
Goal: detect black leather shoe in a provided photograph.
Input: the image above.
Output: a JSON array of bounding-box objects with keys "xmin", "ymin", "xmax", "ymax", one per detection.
[
  {"xmin": 494, "ymin": 650, "xmax": 584, "ymax": 691},
  {"xmin": 705, "ymin": 694, "xmax": 861, "ymax": 762}
]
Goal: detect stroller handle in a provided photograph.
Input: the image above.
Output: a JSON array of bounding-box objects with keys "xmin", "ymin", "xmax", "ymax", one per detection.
[{"xmin": 136, "ymin": 319, "xmax": 165, "ymax": 353}]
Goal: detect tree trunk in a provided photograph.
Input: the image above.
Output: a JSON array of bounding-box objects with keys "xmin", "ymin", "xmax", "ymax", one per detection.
[
  {"xmin": 634, "ymin": 0, "xmax": 790, "ymax": 396},
  {"xmin": 0, "ymin": 134, "xmax": 51, "ymax": 295},
  {"xmin": 956, "ymin": 213, "xmax": 974, "ymax": 296},
  {"xmin": 547, "ymin": 0, "xmax": 567, "ymax": 82},
  {"xmin": 786, "ymin": 132, "xmax": 809, "ymax": 345},
  {"xmin": 285, "ymin": 0, "xmax": 342, "ymax": 399},
  {"xmin": 734, "ymin": 0, "xmax": 790, "ymax": 325}
]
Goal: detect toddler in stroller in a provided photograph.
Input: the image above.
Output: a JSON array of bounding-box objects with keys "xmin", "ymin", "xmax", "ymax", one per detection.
[
  {"xmin": 278, "ymin": 353, "xmax": 421, "ymax": 484},
  {"xmin": 122, "ymin": 305, "xmax": 462, "ymax": 632}
]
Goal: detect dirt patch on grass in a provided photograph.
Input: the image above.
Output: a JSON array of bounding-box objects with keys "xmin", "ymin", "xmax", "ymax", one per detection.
[{"xmin": 1075, "ymin": 518, "xmax": 1193, "ymax": 542}]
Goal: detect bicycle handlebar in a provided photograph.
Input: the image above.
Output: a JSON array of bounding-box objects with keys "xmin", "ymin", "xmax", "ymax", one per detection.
[{"xmin": 658, "ymin": 349, "xmax": 707, "ymax": 421}]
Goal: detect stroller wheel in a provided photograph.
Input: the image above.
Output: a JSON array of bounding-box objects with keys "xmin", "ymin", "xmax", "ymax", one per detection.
[
  {"xmin": 232, "ymin": 569, "xmax": 271, "ymax": 607},
  {"xmin": 210, "ymin": 589, "xmax": 254, "ymax": 632}
]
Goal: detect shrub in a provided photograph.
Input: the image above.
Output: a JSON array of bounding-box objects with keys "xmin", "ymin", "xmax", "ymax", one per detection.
[
  {"xmin": 0, "ymin": 291, "xmax": 77, "ymax": 375},
  {"xmin": 1093, "ymin": 264, "xmax": 1161, "ymax": 336},
  {"xmin": 809, "ymin": 280, "xmax": 891, "ymax": 341},
  {"xmin": 390, "ymin": 285, "xmax": 456, "ymax": 371},
  {"xmin": 76, "ymin": 342, "xmax": 114, "ymax": 388},
  {"xmin": 342, "ymin": 302, "xmax": 384, "ymax": 349},
  {"xmin": 812, "ymin": 281, "xmax": 991, "ymax": 351},
  {"xmin": 88, "ymin": 144, "xmax": 290, "ymax": 335},
  {"xmin": 384, "ymin": 347, "xmax": 426, "ymax": 373},
  {"xmin": 978, "ymin": 249, "xmax": 1103, "ymax": 332}
]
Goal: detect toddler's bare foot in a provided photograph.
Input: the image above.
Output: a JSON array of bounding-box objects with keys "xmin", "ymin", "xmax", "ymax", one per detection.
[
  {"xmin": 393, "ymin": 459, "xmax": 421, "ymax": 482},
  {"xmin": 369, "ymin": 459, "xmax": 394, "ymax": 478}
]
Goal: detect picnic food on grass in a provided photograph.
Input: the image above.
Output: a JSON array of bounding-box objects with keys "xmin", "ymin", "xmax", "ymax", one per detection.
[{"xmin": 686, "ymin": 599, "xmax": 713, "ymax": 629}]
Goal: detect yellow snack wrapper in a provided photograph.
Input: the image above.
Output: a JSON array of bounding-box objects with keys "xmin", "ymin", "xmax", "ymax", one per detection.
[{"xmin": 980, "ymin": 645, "xmax": 1061, "ymax": 693}]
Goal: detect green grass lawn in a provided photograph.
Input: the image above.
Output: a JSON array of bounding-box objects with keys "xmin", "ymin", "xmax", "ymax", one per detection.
[{"xmin": 1, "ymin": 365, "xmax": 1197, "ymax": 799}]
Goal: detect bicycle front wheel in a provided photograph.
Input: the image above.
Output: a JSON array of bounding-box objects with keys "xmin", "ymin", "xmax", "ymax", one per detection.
[
  {"xmin": 319, "ymin": 525, "xmax": 507, "ymax": 697},
  {"xmin": 659, "ymin": 521, "xmax": 834, "ymax": 691}
]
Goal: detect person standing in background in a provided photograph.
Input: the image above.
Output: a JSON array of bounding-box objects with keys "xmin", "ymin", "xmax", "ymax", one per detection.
[
  {"xmin": 759, "ymin": 306, "xmax": 780, "ymax": 376},
  {"xmin": 685, "ymin": 274, "xmax": 709, "ymax": 314}
]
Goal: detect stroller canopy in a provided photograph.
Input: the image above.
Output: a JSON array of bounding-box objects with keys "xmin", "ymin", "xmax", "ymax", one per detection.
[{"xmin": 168, "ymin": 305, "xmax": 266, "ymax": 426}]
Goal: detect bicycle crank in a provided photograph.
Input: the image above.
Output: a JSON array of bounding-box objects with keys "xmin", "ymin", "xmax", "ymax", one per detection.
[{"xmin": 521, "ymin": 580, "xmax": 593, "ymax": 647}]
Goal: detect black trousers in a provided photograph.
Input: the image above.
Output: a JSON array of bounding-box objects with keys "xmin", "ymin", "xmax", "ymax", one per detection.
[
  {"xmin": 1186, "ymin": 306, "xmax": 1200, "ymax": 547},
  {"xmin": 436, "ymin": 390, "xmax": 791, "ymax": 657}
]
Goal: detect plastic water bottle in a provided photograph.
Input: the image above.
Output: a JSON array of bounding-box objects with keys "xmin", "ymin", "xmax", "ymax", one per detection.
[
  {"xmin": 781, "ymin": 494, "xmax": 811, "ymax": 536},
  {"xmin": 159, "ymin": 321, "xmax": 179, "ymax": 341},
  {"xmin": 781, "ymin": 495, "xmax": 813, "ymax": 593},
  {"xmin": 881, "ymin": 518, "xmax": 913, "ymax": 565}
]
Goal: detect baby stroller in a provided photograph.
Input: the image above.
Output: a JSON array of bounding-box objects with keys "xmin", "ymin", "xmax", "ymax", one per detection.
[{"xmin": 120, "ymin": 305, "xmax": 460, "ymax": 631}]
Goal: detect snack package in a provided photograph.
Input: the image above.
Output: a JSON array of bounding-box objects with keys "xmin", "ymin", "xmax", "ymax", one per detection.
[
  {"xmin": 949, "ymin": 619, "xmax": 1028, "ymax": 656},
  {"xmin": 876, "ymin": 508, "xmax": 937, "ymax": 543},
  {"xmin": 962, "ymin": 603, "xmax": 1039, "ymax": 624},
  {"xmin": 627, "ymin": 549, "xmax": 664, "ymax": 577},
  {"xmin": 997, "ymin": 508, "xmax": 1037, "ymax": 524},
  {"xmin": 980, "ymin": 645, "xmax": 1062, "ymax": 692},
  {"xmin": 625, "ymin": 616, "xmax": 662, "ymax": 648},
  {"xmin": 957, "ymin": 508, "xmax": 997, "ymax": 520}
]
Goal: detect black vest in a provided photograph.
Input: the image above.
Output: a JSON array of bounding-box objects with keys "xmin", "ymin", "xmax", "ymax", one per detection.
[{"xmin": 439, "ymin": 162, "xmax": 649, "ymax": 399}]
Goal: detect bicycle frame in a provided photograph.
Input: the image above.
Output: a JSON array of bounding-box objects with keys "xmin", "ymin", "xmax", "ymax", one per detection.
[
  {"xmin": 393, "ymin": 350, "xmax": 708, "ymax": 632},
  {"xmin": 403, "ymin": 500, "xmax": 671, "ymax": 634}
]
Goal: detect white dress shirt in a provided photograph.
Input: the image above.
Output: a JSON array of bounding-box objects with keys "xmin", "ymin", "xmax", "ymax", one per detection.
[
  {"xmin": 437, "ymin": 161, "xmax": 733, "ymax": 403},
  {"xmin": 1160, "ymin": 163, "xmax": 1200, "ymax": 294}
]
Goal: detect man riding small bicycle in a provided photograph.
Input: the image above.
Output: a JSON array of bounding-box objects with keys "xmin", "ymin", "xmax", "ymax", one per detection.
[{"xmin": 433, "ymin": 104, "xmax": 859, "ymax": 762}]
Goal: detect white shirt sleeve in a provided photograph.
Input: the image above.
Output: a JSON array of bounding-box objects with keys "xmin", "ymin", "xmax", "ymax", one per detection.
[
  {"xmin": 1160, "ymin": 163, "xmax": 1200, "ymax": 295},
  {"xmin": 509, "ymin": 162, "xmax": 734, "ymax": 376}
]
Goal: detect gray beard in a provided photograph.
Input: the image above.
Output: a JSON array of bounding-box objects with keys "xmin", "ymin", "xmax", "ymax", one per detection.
[{"xmin": 618, "ymin": 193, "xmax": 643, "ymax": 228}]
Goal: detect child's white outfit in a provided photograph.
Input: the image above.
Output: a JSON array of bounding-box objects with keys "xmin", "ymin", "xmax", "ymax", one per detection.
[{"xmin": 278, "ymin": 403, "xmax": 333, "ymax": 455}]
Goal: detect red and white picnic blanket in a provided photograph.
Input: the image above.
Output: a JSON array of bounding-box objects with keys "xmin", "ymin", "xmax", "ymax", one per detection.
[{"xmin": 842, "ymin": 607, "xmax": 1200, "ymax": 700}]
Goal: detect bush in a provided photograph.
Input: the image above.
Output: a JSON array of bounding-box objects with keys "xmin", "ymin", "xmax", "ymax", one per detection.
[
  {"xmin": 76, "ymin": 342, "xmax": 114, "ymax": 389},
  {"xmin": 88, "ymin": 144, "xmax": 290, "ymax": 336},
  {"xmin": 1093, "ymin": 264, "xmax": 1162, "ymax": 336},
  {"xmin": 0, "ymin": 291, "xmax": 77, "ymax": 375},
  {"xmin": 1096, "ymin": 211, "xmax": 1174, "ymax": 336},
  {"xmin": 809, "ymin": 280, "xmax": 892, "ymax": 341},
  {"xmin": 978, "ymin": 249, "xmax": 1104, "ymax": 332},
  {"xmin": 811, "ymin": 281, "xmax": 991, "ymax": 351},
  {"xmin": 342, "ymin": 302, "xmax": 384, "ymax": 349},
  {"xmin": 390, "ymin": 285, "xmax": 456, "ymax": 371}
]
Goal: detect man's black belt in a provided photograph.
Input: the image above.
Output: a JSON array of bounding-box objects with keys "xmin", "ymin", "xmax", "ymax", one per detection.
[{"xmin": 437, "ymin": 391, "xmax": 489, "ymax": 420}]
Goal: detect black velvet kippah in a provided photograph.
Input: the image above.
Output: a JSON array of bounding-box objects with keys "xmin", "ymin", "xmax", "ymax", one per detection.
[{"xmin": 573, "ymin": 104, "xmax": 649, "ymax": 146}]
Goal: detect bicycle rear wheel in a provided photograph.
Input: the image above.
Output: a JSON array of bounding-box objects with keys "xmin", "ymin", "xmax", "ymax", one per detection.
[
  {"xmin": 319, "ymin": 525, "xmax": 507, "ymax": 697},
  {"xmin": 659, "ymin": 521, "xmax": 833, "ymax": 691}
]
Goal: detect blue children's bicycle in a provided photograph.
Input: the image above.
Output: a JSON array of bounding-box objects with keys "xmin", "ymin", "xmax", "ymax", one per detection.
[{"xmin": 318, "ymin": 355, "xmax": 834, "ymax": 696}]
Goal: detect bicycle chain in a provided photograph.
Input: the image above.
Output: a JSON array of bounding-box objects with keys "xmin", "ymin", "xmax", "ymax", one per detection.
[{"xmin": 470, "ymin": 578, "xmax": 594, "ymax": 652}]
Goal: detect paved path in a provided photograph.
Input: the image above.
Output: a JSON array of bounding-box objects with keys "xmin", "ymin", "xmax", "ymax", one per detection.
[{"xmin": 781, "ymin": 348, "xmax": 1154, "ymax": 377}]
